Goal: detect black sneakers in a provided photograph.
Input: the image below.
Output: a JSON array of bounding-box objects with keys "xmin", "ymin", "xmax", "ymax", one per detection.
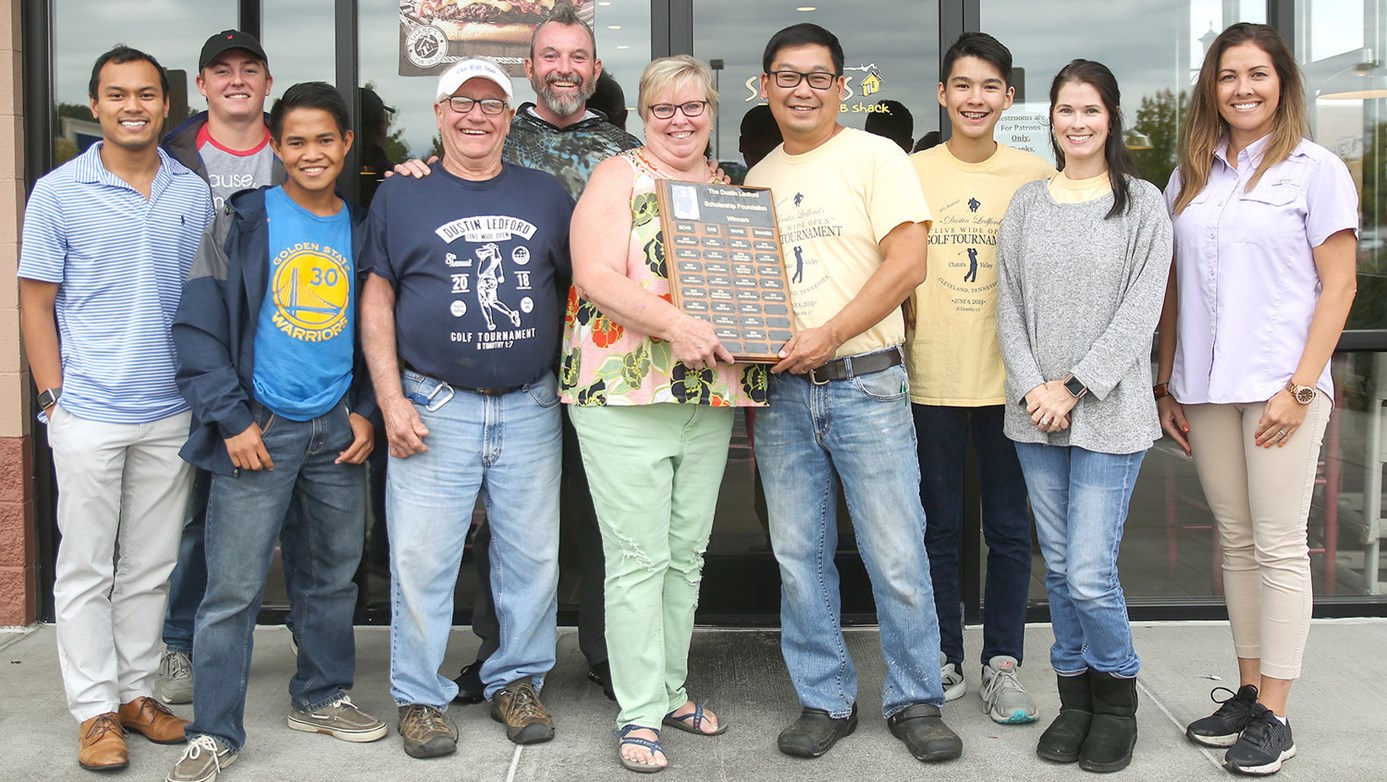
[
  {"xmin": 1186, "ymin": 684, "xmax": 1260, "ymax": 747},
  {"xmin": 1224, "ymin": 704, "xmax": 1295, "ymax": 775}
]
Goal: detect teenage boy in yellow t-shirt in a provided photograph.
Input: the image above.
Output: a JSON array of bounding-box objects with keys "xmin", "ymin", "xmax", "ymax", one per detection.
[{"xmin": 906, "ymin": 32, "xmax": 1054, "ymax": 726}]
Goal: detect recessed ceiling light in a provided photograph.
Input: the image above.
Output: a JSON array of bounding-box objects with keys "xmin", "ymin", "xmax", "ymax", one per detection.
[
  {"xmin": 617, "ymin": 45, "xmax": 630, "ymax": 49},
  {"xmin": 796, "ymin": 5, "xmax": 817, "ymax": 10},
  {"xmin": 608, "ymin": 24, "xmax": 622, "ymax": 30},
  {"xmin": 598, "ymin": 1, "xmax": 611, "ymax": 5}
]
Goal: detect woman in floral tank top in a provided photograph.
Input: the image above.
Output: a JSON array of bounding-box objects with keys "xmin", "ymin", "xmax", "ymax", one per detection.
[{"xmin": 562, "ymin": 55, "xmax": 766, "ymax": 773}]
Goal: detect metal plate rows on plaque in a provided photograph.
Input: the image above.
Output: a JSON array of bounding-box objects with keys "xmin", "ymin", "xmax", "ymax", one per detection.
[{"xmin": 655, "ymin": 180, "xmax": 795, "ymax": 363}]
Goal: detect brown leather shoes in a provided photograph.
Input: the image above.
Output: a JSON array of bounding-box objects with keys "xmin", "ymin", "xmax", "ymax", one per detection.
[
  {"xmin": 78, "ymin": 713, "xmax": 128, "ymax": 771},
  {"xmin": 119, "ymin": 696, "xmax": 189, "ymax": 744}
]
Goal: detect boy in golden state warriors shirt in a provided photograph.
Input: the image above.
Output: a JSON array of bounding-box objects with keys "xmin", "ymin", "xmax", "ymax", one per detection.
[{"xmin": 168, "ymin": 82, "xmax": 386, "ymax": 782}]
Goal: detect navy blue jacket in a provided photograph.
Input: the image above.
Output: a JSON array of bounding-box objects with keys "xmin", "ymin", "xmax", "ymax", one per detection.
[{"xmin": 173, "ymin": 186, "xmax": 376, "ymax": 475}]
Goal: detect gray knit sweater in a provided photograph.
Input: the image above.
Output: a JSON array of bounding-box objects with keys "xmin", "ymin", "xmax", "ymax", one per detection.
[{"xmin": 995, "ymin": 177, "xmax": 1173, "ymax": 455}]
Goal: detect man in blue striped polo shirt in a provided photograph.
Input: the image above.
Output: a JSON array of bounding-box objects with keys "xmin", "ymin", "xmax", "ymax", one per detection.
[{"xmin": 18, "ymin": 46, "xmax": 214, "ymax": 773}]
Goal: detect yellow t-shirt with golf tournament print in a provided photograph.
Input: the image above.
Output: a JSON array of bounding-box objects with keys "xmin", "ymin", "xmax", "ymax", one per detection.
[
  {"xmin": 747, "ymin": 127, "xmax": 932, "ymax": 359},
  {"xmin": 906, "ymin": 142, "xmax": 1053, "ymax": 405}
]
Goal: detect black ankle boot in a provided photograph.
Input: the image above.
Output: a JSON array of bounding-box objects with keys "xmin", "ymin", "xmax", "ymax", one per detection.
[
  {"xmin": 1079, "ymin": 671, "xmax": 1138, "ymax": 773},
  {"xmin": 1036, "ymin": 672, "xmax": 1092, "ymax": 763}
]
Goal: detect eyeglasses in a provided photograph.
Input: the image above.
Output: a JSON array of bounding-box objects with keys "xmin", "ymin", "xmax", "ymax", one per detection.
[
  {"xmin": 769, "ymin": 70, "xmax": 840, "ymax": 90},
  {"xmin": 442, "ymin": 96, "xmax": 508, "ymax": 115},
  {"xmin": 648, "ymin": 100, "xmax": 708, "ymax": 119}
]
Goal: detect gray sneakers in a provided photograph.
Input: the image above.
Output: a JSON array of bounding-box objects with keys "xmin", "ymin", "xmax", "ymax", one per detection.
[
  {"xmin": 398, "ymin": 704, "xmax": 458, "ymax": 759},
  {"xmin": 166, "ymin": 735, "xmax": 235, "ymax": 782},
  {"xmin": 156, "ymin": 650, "xmax": 193, "ymax": 705},
  {"xmin": 940, "ymin": 651, "xmax": 966, "ymax": 702},
  {"xmin": 287, "ymin": 695, "xmax": 387, "ymax": 742},
  {"xmin": 980, "ymin": 655, "xmax": 1039, "ymax": 724}
]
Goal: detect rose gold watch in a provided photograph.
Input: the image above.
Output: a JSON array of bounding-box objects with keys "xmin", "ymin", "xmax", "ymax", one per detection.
[{"xmin": 1285, "ymin": 380, "xmax": 1316, "ymax": 405}]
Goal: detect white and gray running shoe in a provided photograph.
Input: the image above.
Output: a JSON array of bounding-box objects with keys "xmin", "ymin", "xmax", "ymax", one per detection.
[
  {"xmin": 980, "ymin": 655, "xmax": 1039, "ymax": 724},
  {"xmin": 155, "ymin": 650, "xmax": 193, "ymax": 705}
]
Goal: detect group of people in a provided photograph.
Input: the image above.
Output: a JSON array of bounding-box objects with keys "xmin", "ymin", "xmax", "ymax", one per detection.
[{"xmin": 16, "ymin": 3, "xmax": 1356, "ymax": 780}]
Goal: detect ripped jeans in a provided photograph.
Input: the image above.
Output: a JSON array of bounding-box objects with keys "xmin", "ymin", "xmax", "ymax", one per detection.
[{"xmin": 569, "ymin": 402, "xmax": 734, "ymax": 730}]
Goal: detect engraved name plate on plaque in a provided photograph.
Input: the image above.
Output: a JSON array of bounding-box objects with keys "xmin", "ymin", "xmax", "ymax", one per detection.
[{"xmin": 655, "ymin": 180, "xmax": 794, "ymax": 363}]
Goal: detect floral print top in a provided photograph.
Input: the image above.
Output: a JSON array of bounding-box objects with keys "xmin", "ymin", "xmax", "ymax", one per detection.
[{"xmin": 560, "ymin": 149, "xmax": 768, "ymax": 408}]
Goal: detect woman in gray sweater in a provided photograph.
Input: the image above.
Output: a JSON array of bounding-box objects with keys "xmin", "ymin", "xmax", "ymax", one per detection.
[{"xmin": 995, "ymin": 59, "xmax": 1172, "ymax": 774}]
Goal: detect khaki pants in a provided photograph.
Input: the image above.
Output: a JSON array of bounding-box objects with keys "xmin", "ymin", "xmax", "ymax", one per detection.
[
  {"xmin": 48, "ymin": 406, "xmax": 194, "ymax": 721},
  {"xmin": 1183, "ymin": 394, "xmax": 1331, "ymax": 680}
]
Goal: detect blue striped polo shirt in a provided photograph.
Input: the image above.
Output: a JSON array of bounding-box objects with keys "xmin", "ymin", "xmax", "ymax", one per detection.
[{"xmin": 19, "ymin": 142, "xmax": 214, "ymax": 424}]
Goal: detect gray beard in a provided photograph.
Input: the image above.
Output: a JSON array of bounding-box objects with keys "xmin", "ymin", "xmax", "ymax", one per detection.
[{"xmin": 534, "ymin": 74, "xmax": 594, "ymax": 119}]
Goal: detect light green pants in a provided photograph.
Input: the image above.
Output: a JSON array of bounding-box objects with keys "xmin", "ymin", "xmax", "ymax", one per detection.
[{"xmin": 569, "ymin": 402, "xmax": 733, "ymax": 730}]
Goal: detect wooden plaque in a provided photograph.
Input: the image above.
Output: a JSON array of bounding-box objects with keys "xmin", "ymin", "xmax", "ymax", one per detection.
[{"xmin": 655, "ymin": 180, "xmax": 795, "ymax": 363}]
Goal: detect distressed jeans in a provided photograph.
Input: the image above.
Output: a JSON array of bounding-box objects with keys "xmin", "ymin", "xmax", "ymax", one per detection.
[
  {"xmin": 387, "ymin": 370, "xmax": 561, "ymax": 708},
  {"xmin": 569, "ymin": 402, "xmax": 733, "ymax": 730},
  {"xmin": 755, "ymin": 363, "xmax": 946, "ymax": 719}
]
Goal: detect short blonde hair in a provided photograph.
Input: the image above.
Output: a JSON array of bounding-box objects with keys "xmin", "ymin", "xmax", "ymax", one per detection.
[{"xmin": 638, "ymin": 55, "xmax": 718, "ymax": 120}]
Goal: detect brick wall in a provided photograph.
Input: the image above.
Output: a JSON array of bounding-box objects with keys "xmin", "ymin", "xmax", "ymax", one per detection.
[{"xmin": 0, "ymin": 0, "xmax": 35, "ymax": 627}]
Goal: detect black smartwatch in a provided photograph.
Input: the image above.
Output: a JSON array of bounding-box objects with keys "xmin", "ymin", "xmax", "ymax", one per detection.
[
  {"xmin": 36, "ymin": 386, "xmax": 61, "ymax": 410},
  {"xmin": 1063, "ymin": 375, "xmax": 1089, "ymax": 399}
]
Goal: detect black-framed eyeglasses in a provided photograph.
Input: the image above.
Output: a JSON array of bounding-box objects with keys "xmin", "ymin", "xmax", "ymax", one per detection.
[
  {"xmin": 648, "ymin": 100, "xmax": 708, "ymax": 119},
  {"xmin": 769, "ymin": 70, "xmax": 840, "ymax": 90},
  {"xmin": 443, "ymin": 96, "xmax": 508, "ymax": 115}
]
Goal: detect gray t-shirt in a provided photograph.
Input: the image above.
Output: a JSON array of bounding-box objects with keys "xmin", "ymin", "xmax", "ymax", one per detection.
[{"xmin": 199, "ymin": 127, "xmax": 276, "ymax": 208}]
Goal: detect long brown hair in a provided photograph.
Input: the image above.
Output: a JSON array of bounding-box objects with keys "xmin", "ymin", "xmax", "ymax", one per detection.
[{"xmin": 1173, "ymin": 23, "xmax": 1307, "ymax": 214}]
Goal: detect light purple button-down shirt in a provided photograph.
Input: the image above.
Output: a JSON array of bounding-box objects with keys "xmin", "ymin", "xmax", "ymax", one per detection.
[{"xmin": 1165, "ymin": 135, "xmax": 1358, "ymax": 405}]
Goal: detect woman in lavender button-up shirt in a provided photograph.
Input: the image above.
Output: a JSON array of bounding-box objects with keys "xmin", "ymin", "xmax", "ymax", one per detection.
[{"xmin": 1156, "ymin": 23, "xmax": 1358, "ymax": 776}]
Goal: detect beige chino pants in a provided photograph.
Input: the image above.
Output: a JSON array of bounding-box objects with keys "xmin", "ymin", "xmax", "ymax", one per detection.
[{"xmin": 1182, "ymin": 394, "xmax": 1331, "ymax": 680}]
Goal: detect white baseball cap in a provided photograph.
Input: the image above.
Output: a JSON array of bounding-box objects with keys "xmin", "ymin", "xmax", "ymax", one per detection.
[{"xmin": 435, "ymin": 58, "xmax": 514, "ymax": 103}]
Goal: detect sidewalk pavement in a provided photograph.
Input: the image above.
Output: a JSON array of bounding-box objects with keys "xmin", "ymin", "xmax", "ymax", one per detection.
[{"xmin": 1, "ymin": 620, "xmax": 1382, "ymax": 781}]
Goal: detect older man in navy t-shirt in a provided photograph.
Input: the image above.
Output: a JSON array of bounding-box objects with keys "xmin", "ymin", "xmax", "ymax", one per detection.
[{"xmin": 360, "ymin": 57, "xmax": 574, "ymax": 760}]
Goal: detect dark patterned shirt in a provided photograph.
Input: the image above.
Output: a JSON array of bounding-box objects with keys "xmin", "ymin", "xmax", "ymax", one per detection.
[{"xmin": 502, "ymin": 103, "xmax": 641, "ymax": 201}]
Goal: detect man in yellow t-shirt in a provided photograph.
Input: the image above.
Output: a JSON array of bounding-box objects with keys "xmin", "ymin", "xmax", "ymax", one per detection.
[
  {"xmin": 746, "ymin": 22, "xmax": 961, "ymax": 765},
  {"xmin": 905, "ymin": 33, "xmax": 1053, "ymax": 727}
]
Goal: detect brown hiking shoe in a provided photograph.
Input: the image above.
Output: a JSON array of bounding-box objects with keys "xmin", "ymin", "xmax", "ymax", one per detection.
[
  {"xmin": 78, "ymin": 712, "xmax": 128, "ymax": 771},
  {"xmin": 397, "ymin": 704, "xmax": 457, "ymax": 759},
  {"xmin": 489, "ymin": 677, "xmax": 554, "ymax": 744},
  {"xmin": 119, "ymin": 696, "xmax": 189, "ymax": 744}
]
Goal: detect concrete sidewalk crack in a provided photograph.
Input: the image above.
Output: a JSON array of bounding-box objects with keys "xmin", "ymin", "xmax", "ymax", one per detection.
[{"xmin": 1136, "ymin": 676, "xmax": 1225, "ymax": 774}]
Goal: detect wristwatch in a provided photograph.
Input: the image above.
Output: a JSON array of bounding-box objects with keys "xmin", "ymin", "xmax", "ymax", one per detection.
[
  {"xmin": 1285, "ymin": 379, "xmax": 1316, "ymax": 405},
  {"xmin": 36, "ymin": 387, "xmax": 60, "ymax": 410},
  {"xmin": 1063, "ymin": 374, "xmax": 1089, "ymax": 399}
]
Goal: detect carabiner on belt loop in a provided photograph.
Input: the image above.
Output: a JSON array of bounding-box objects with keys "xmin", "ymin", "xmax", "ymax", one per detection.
[{"xmin": 424, "ymin": 380, "xmax": 455, "ymax": 412}]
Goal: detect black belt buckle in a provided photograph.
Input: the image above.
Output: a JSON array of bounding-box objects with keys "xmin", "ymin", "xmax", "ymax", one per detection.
[{"xmin": 469, "ymin": 386, "xmax": 521, "ymax": 397}]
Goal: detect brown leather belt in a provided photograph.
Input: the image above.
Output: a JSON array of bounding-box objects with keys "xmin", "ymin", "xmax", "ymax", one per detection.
[{"xmin": 808, "ymin": 347, "xmax": 903, "ymax": 384}]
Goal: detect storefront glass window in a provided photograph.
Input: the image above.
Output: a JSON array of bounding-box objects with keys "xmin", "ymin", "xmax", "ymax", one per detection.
[
  {"xmin": 50, "ymin": 1, "xmax": 237, "ymax": 164},
  {"xmin": 1296, "ymin": 1, "xmax": 1387, "ymax": 329}
]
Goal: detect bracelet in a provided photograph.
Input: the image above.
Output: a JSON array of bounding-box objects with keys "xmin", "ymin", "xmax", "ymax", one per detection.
[{"xmin": 1153, "ymin": 382, "xmax": 1170, "ymax": 400}]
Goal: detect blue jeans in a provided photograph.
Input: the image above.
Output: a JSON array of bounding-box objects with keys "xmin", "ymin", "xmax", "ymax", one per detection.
[
  {"xmin": 1013, "ymin": 443, "xmax": 1144, "ymax": 678},
  {"xmin": 187, "ymin": 399, "xmax": 365, "ymax": 752},
  {"xmin": 755, "ymin": 362, "xmax": 945, "ymax": 718},
  {"xmin": 163, "ymin": 471, "xmax": 299, "ymax": 655},
  {"xmin": 913, "ymin": 404, "xmax": 1032, "ymax": 668},
  {"xmin": 387, "ymin": 369, "xmax": 561, "ymax": 708}
]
